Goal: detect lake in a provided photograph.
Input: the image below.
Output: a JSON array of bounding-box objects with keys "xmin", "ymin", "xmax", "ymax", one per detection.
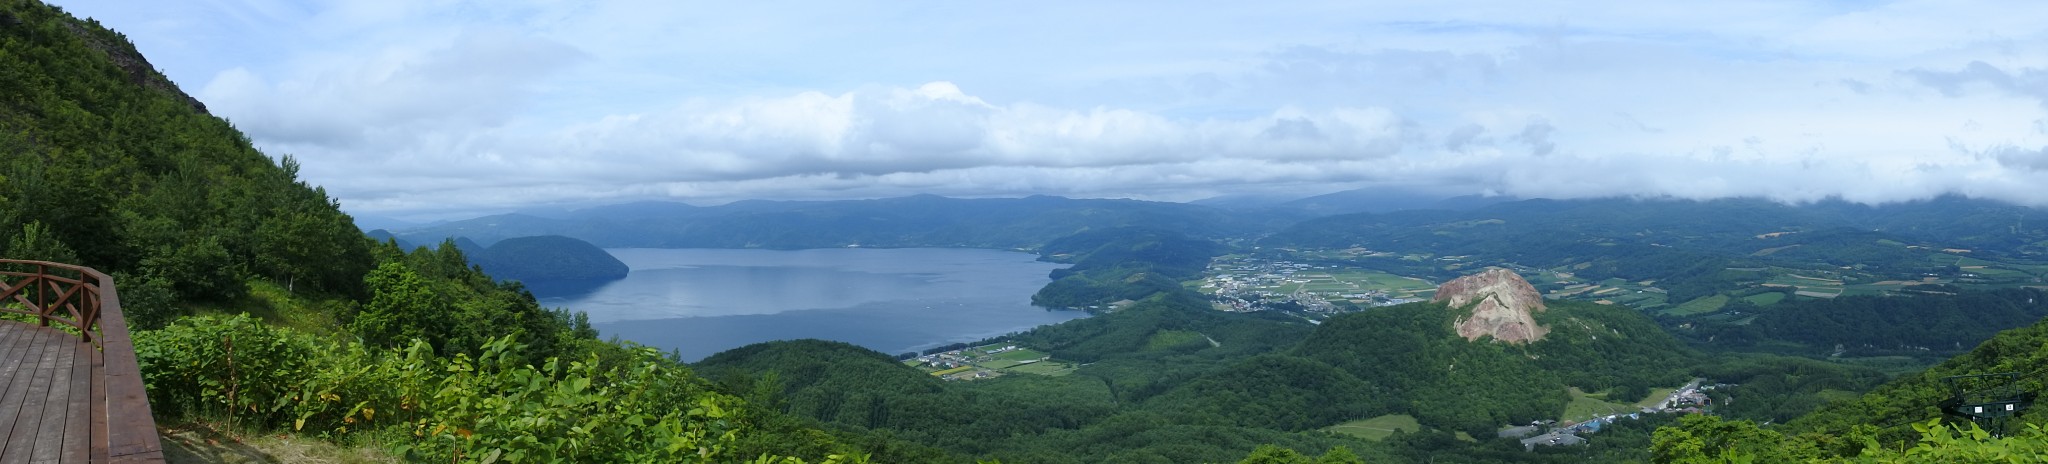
[{"xmin": 528, "ymin": 248, "xmax": 1089, "ymax": 362}]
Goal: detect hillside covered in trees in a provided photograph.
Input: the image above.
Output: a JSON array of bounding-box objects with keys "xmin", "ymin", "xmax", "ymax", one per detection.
[
  {"xmin": 0, "ymin": 2, "xmax": 897, "ymax": 462},
  {"xmin": 468, "ymin": 235, "xmax": 630, "ymax": 282}
]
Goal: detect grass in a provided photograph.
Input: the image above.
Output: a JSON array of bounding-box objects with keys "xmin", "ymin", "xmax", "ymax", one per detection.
[
  {"xmin": 1143, "ymin": 330, "xmax": 1208, "ymax": 351},
  {"xmin": 991, "ymin": 348, "xmax": 1046, "ymax": 362},
  {"xmin": 930, "ymin": 366, "xmax": 974, "ymax": 377},
  {"xmin": 1742, "ymin": 292, "xmax": 1786, "ymax": 306},
  {"xmin": 1323, "ymin": 414, "xmax": 1421, "ymax": 441},
  {"xmin": 1003, "ymin": 361, "xmax": 1077, "ymax": 376},
  {"xmin": 159, "ymin": 420, "xmax": 397, "ymax": 464},
  {"xmin": 1665, "ymin": 294, "xmax": 1730, "ymax": 316},
  {"xmin": 980, "ymin": 349, "xmax": 1050, "ymax": 369},
  {"xmin": 1634, "ymin": 387, "xmax": 1680, "ymax": 409},
  {"xmin": 191, "ymin": 280, "xmax": 352, "ymax": 337},
  {"xmin": 1240, "ymin": 269, "xmax": 1435, "ymax": 298},
  {"xmin": 1563, "ymin": 388, "xmax": 1640, "ymax": 423}
]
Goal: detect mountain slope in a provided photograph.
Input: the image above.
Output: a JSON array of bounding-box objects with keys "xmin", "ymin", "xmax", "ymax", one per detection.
[
  {"xmin": 1293, "ymin": 270, "xmax": 1692, "ymax": 435},
  {"xmin": 0, "ymin": 1, "xmax": 370, "ymax": 304}
]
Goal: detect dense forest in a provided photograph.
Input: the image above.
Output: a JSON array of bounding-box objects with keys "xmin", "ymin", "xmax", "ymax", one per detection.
[
  {"xmin": 467, "ymin": 235, "xmax": 630, "ymax": 283},
  {"xmin": 0, "ymin": 2, "xmax": 884, "ymax": 462},
  {"xmin": 1741, "ymin": 288, "xmax": 2048, "ymax": 354},
  {"xmin": 1029, "ymin": 227, "xmax": 1226, "ymax": 308},
  {"xmin": 1652, "ymin": 310, "xmax": 2048, "ymax": 462}
]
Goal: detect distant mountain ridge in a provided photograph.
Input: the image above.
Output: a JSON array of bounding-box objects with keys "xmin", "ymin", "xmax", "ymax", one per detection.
[{"xmin": 391, "ymin": 195, "xmax": 1294, "ymax": 250}]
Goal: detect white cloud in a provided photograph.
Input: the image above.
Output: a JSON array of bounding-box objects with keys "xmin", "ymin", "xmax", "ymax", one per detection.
[{"xmin": 44, "ymin": 0, "xmax": 2048, "ymax": 217}]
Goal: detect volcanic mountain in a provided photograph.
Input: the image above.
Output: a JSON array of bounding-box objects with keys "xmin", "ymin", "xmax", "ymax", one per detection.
[{"xmin": 1433, "ymin": 267, "xmax": 1549, "ymax": 344}]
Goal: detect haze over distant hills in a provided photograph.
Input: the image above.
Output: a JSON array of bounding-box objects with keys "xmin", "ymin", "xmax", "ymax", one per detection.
[
  {"xmin": 385, "ymin": 194, "xmax": 1299, "ymax": 249},
  {"xmin": 386, "ymin": 190, "xmax": 2048, "ymax": 255}
]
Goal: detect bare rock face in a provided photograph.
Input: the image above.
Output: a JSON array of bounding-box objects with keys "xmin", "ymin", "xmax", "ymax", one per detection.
[{"xmin": 1433, "ymin": 267, "xmax": 1548, "ymax": 344}]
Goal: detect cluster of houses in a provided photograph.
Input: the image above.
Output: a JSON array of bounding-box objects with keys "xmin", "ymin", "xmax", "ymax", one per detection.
[{"xmin": 911, "ymin": 345, "xmax": 1027, "ymax": 381}]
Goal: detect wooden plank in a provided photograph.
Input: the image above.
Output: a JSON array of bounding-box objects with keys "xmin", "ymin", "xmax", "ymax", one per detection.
[
  {"xmin": 97, "ymin": 308, "xmax": 161, "ymax": 462},
  {"xmin": 1, "ymin": 328, "xmax": 57, "ymax": 464},
  {"xmin": 31, "ymin": 333, "xmax": 75, "ymax": 464},
  {"xmin": 0, "ymin": 263, "xmax": 164, "ymax": 463},
  {"xmin": 87, "ymin": 347, "xmax": 105, "ymax": 464},
  {"xmin": 0, "ymin": 326, "xmax": 23, "ymax": 461},
  {"xmin": 60, "ymin": 342, "xmax": 88, "ymax": 464},
  {"xmin": 0, "ymin": 326, "xmax": 50, "ymax": 460},
  {"xmin": 0, "ymin": 323, "xmax": 29, "ymax": 382}
]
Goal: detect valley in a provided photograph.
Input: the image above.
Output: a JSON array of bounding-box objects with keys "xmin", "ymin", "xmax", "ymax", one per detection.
[{"xmin": 10, "ymin": 1, "xmax": 2048, "ymax": 461}]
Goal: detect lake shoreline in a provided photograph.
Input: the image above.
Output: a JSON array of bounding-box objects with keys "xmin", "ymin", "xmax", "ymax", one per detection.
[{"xmin": 533, "ymin": 247, "xmax": 1087, "ymax": 362}]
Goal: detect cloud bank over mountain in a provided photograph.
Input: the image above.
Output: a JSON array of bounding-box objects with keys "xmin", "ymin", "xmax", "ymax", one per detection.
[{"xmin": 53, "ymin": 0, "xmax": 2048, "ymax": 217}]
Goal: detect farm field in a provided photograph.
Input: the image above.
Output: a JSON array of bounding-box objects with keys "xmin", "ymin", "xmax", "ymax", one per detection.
[
  {"xmin": 1742, "ymin": 292, "xmax": 1786, "ymax": 306},
  {"xmin": 1562, "ymin": 386, "xmax": 1679, "ymax": 423},
  {"xmin": 1268, "ymin": 270, "xmax": 1436, "ymax": 298},
  {"xmin": 1323, "ymin": 414, "xmax": 1422, "ymax": 441},
  {"xmin": 1001, "ymin": 360, "xmax": 1077, "ymax": 376},
  {"xmin": 1665, "ymin": 295, "xmax": 1730, "ymax": 316}
]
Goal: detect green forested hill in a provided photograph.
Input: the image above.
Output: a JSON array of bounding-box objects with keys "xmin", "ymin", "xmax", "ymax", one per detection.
[
  {"xmin": 1294, "ymin": 299, "xmax": 1693, "ymax": 436},
  {"xmin": 0, "ymin": 1, "xmax": 370, "ymax": 305},
  {"xmin": 0, "ymin": 2, "xmax": 894, "ymax": 461},
  {"xmin": 470, "ymin": 234, "xmax": 630, "ymax": 282},
  {"xmin": 1652, "ymin": 312, "xmax": 2048, "ymax": 462},
  {"xmin": 1031, "ymin": 227, "xmax": 1227, "ymax": 308}
]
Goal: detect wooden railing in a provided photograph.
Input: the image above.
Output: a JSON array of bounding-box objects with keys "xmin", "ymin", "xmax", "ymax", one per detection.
[
  {"xmin": 0, "ymin": 261, "xmax": 103, "ymax": 342},
  {"xmin": 0, "ymin": 259, "xmax": 164, "ymax": 463}
]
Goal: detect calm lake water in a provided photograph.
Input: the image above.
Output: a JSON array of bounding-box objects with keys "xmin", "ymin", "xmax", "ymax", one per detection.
[{"xmin": 528, "ymin": 248, "xmax": 1088, "ymax": 362}]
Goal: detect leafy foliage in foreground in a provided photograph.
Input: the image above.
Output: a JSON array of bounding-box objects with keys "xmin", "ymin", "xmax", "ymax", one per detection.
[
  {"xmin": 1650, "ymin": 301, "xmax": 2048, "ymax": 463},
  {"xmin": 1651, "ymin": 414, "xmax": 2048, "ymax": 463},
  {"xmin": 136, "ymin": 315, "xmax": 869, "ymax": 463}
]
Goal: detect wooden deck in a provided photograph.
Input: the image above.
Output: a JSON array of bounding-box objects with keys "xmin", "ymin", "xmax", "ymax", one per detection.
[
  {"xmin": 0, "ymin": 261, "xmax": 162, "ymax": 463},
  {"xmin": 0, "ymin": 321, "xmax": 96, "ymax": 464}
]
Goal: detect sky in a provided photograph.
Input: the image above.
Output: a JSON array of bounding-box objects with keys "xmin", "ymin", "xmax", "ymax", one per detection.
[{"xmin": 48, "ymin": 0, "xmax": 2048, "ymax": 220}]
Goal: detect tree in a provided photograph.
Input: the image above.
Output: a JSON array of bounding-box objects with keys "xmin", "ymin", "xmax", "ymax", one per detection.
[
  {"xmin": 7, "ymin": 220, "xmax": 77, "ymax": 263},
  {"xmin": 257, "ymin": 207, "xmax": 338, "ymax": 293},
  {"xmin": 351, "ymin": 261, "xmax": 450, "ymax": 351}
]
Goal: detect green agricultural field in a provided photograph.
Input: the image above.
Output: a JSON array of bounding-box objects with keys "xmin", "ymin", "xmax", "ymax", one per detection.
[
  {"xmin": 1144, "ymin": 330, "xmax": 1208, "ymax": 351},
  {"xmin": 1943, "ymin": 254, "xmax": 1999, "ymax": 267},
  {"xmin": 979, "ymin": 348, "xmax": 1052, "ymax": 369},
  {"xmin": 1634, "ymin": 387, "xmax": 1680, "ymax": 409},
  {"xmin": 1741, "ymin": 292, "xmax": 1786, "ymax": 306},
  {"xmin": 1003, "ymin": 360, "xmax": 1077, "ymax": 376},
  {"xmin": 1323, "ymin": 414, "xmax": 1422, "ymax": 441},
  {"xmin": 992, "ymin": 348, "xmax": 1047, "ymax": 362},
  {"xmin": 1665, "ymin": 294, "xmax": 1730, "ymax": 316},
  {"xmin": 1243, "ymin": 268, "xmax": 1436, "ymax": 299},
  {"xmin": 1970, "ymin": 267, "xmax": 2030, "ymax": 278},
  {"xmin": 1562, "ymin": 387, "xmax": 1667, "ymax": 423}
]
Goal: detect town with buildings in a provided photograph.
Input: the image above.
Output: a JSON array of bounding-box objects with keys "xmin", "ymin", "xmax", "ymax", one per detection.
[{"xmin": 1196, "ymin": 254, "xmax": 1433, "ymax": 316}]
